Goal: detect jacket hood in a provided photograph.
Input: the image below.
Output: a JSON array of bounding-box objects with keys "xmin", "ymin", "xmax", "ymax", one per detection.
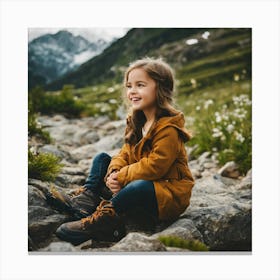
[{"xmin": 154, "ymin": 111, "xmax": 191, "ymax": 142}]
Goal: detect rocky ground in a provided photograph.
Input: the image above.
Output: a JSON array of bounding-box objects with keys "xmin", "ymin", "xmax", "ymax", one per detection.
[{"xmin": 28, "ymin": 114, "xmax": 252, "ymax": 252}]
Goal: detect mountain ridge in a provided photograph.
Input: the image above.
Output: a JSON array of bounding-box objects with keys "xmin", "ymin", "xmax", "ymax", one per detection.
[
  {"xmin": 45, "ymin": 28, "xmax": 251, "ymax": 92},
  {"xmin": 28, "ymin": 30, "xmax": 110, "ymax": 89}
]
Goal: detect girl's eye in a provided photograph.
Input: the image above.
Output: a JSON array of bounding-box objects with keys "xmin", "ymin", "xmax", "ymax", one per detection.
[
  {"xmin": 126, "ymin": 85, "xmax": 132, "ymax": 89},
  {"xmin": 138, "ymin": 84, "xmax": 144, "ymax": 87}
]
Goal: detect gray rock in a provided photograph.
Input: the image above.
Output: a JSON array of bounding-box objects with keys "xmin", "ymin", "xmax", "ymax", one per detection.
[
  {"xmin": 40, "ymin": 242, "xmax": 78, "ymax": 252},
  {"xmin": 93, "ymin": 134, "xmax": 124, "ymax": 152},
  {"xmin": 29, "ymin": 213, "xmax": 68, "ymax": 244},
  {"xmin": 28, "ymin": 205, "xmax": 57, "ymax": 221},
  {"xmin": 46, "ymin": 124, "xmax": 79, "ymax": 145},
  {"xmin": 73, "ymin": 129, "xmax": 100, "ymax": 145},
  {"xmin": 28, "ymin": 185, "xmax": 48, "ymax": 207},
  {"xmin": 60, "ymin": 166, "xmax": 85, "ymax": 176},
  {"xmin": 55, "ymin": 174, "xmax": 85, "ymax": 187},
  {"xmin": 197, "ymin": 151, "xmax": 212, "ymax": 165},
  {"xmin": 38, "ymin": 114, "xmax": 69, "ymax": 128},
  {"xmin": 218, "ymin": 161, "xmax": 240, "ymax": 178},
  {"xmin": 28, "ymin": 180, "xmax": 69, "ymax": 248},
  {"xmin": 70, "ymin": 144, "xmax": 97, "ymax": 162},
  {"xmin": 183, "ymin": 204, "xmax": 251, "ymax": 251},
  {"xmin": 102, "ymin": 119, "xmax": 126, "ymax": 131},
  {"xmin": 39, "ymin": 144, "xmax": 69, "ymax": 159},
  {"xmin": 165, "ymin": 246, "xmax": 190, "ymax": 252},
  {"xmin": 92, "ymin": 115, "xmax": 111, "ymax": 128},
  {"xmin": 238, "ymin": 169, "xmax": 252, "ymax": 189},
  {"xmin": 203, "ymin": 161, "xmax": 217, "ymax": 169},
  {"xmin": 153, "ymin": 218, "xmax": 203, "ymax": 242},
  {"xmin": 78, "ymin": 158, "xmax": 93, "ymax": 173},
  {"xmin": 109, "ymin": 232, "xmax": 166, "ymax": 252},
  {"xmin": 181, "ymin": 175, "xmax": 251, "ymax": 250},
  {"xmin": 57, "ymin": 166, "xmax": 86, "ymax": 186}
]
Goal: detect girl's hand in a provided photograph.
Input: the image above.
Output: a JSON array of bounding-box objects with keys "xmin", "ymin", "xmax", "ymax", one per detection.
[{"xmin": 106, "ymin": 171, "xmax": 122, "ymax": 194}]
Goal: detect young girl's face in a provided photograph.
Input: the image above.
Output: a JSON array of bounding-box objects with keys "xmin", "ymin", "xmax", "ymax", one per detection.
[{"xmin": 126, "ymin": 68, "xmax": 157, "ymax": 113}]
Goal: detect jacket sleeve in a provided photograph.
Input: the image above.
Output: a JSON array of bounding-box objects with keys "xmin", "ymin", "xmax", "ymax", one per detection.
[
  {"xmin": 104, "ymin": 143, "xmax": 130, "ymax": 181},
  {"xmin": 117, "ymin": 126, "xmax": 179, "ymax": 186}
]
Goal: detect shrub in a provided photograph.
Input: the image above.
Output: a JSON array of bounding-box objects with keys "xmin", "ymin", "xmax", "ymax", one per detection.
[
  {"xmin": 29, "ymin": 85, "xmax": 86, "ymax": 117},
  {"xmin": 158, "ymin": 235, "xmax": 209, "ymax": 251},
  {"xmin": 28, "ymin": 150, "xmax": 63, "ymax": 182},
  {"xmin": 28, "ymin": 108, "xmax": 51, "ymax": 143},
  {"xmin": 189, "ymin": 94, "xmax": 252, "ymax": 174}
]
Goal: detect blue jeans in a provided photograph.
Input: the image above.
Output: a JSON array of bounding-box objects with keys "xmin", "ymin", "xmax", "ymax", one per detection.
[{"xmin": 84, "ymin": 153, "xmax": 159, "ymax": 220}]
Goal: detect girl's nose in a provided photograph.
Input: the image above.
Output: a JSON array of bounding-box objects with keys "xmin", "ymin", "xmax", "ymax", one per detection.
[{"xmin": 128, "ymin": 86, "xmax": 137, "ymax": 94}]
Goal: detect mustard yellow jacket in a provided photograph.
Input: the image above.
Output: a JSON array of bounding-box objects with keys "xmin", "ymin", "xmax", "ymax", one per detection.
[{"xmin": 106, "ymin": 112, "xmax": 195, "ymax": 220}]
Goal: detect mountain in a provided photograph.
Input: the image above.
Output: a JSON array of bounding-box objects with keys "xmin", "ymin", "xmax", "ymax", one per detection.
[
  {"xmin": 46, "ymin": 28, "xmax": 207, "ymax": 90},
  {"xmin": 46, "ymin": 28, "xmax": 251, "ymax": 91},
  {"xmin": 28, "ymin": 30, "xmax": 110, "ymax": 89}
]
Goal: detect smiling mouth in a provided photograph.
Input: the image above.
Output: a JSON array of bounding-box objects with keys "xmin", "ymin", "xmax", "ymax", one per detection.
[{"xmin": 130, "ymin": 97, "xmax": 142, "ymax": 102}]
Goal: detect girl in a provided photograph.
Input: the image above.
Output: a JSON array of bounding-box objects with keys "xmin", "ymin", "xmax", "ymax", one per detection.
[{"xmin": 55, "ymin": 57, "xmax": 195, "ymax": 246}]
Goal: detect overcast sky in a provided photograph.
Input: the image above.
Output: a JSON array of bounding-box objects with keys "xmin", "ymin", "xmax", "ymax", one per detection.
[{"xmin": 28, "ymin": 27, "xmax": 130, "ymax": 42}]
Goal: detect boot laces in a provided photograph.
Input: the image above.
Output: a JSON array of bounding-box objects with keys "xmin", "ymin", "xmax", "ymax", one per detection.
[
  {"xmin": 69, "ymin": 186, "xmax": 86, "ymax": 197},
  {"xmin": 81, "ymin": 200, "xmax": 115, "ymax": 227}
]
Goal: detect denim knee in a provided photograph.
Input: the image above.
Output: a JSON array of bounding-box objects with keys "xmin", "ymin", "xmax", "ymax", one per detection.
[
  {"xmin": 84, "ymin": 152, "xmax": 111, "ymax": 191},
  {"xmin": 111, "ymin": 180, "xmax": 158, "ymax": 219},
  {"xmin": 93, "ymin": 152, "xmax": 111, "ymax": 162},
  {"xmin": 123, "ymin": 180, "xmax": 151, "ymax": 192}
]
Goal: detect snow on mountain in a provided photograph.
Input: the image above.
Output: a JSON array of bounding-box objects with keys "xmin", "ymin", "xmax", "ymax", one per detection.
[{"xmin": 28, "ymin": 29, "xmax": 118, "ymax": 89}]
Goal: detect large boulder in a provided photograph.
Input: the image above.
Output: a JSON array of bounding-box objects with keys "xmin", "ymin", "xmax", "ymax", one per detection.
[
  {"xmin": 109, "ymin": 232, "xmax": 166, "ymax": 252},
  {"xmin": 181, "ymin": 172, "xmax": 252, "ymax": 250},
  {"xmin": 152, "ymin": 218, "xmax": 204, "ymax": 243},
  {"xmin": 28, "ymin": 179, "xmax": 69, "ymax": 250}
]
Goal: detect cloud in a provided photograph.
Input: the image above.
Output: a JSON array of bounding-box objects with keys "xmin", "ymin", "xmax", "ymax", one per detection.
[{"xmin": 28, "ymin": 27, "xmax": 130, "ymax": 42}]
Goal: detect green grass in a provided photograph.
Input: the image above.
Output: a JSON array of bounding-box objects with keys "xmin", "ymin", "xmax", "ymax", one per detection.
[
  {"xmin": 28, "ymin": 151, "xmax": 63, "ymax": 182},
  {"xmin": 158, "ymin": 235, "xmax": 209, "ymax": 251},
  {"xmin": 176, "ymin": 80, "xmax": 252, "ymax": 174}
]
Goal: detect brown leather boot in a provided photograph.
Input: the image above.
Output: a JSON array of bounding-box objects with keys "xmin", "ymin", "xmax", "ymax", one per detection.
[
  {"xmin": 55, "ymin": 200, "xmax": 126, "ymax": 246},
  {"xmin": 46, "ymin": 185, "xmax": 102, "ymax": 219}
]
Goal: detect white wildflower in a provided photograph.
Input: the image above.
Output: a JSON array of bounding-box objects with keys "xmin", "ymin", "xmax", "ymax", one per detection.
[
  {"xmin": 36, "ymin": 121, "xmax": 42, "ymax": 129},
  {"xmin": 109, "ymin": 99, "xmax": 117, "ymax": 104},
  {"xmin": 30, "ymin": 146, "xmax": 37, "ymax": 155},
  {"xmin": 108, "ymin": 87, "xmax": 115, "ymax": 93},
  {"xmin": 196, "ymin": 105, "xmax": 201, "ymax": 111},
  {"xmin": 186, "ymin": 39, "xmax": 198, "ymax": 45},
  {"xmin": 234, "ymin": 131, "xmax": 245, "ymax": 143},
  {"xmin": 222, "ymin": 114, "xmax": 229, "ymax": 121},
  {"xmin": 214, "ymin": 112, "xmax": 222, "ymax": 123},
  {"xmin": 204, "ymin": 99, "xmax": 214, "ymax": 109},
  {"xmin": 212, "ymin": 127, "xmax": 223, "ymax": 138},
  {"xmin": 226, "ymin": 124, "xmax": 235, "ymax": 133},
  {"xmin": 233, "ymin": 108, "xmax": 247, "ymax": 119},
  {"xmin": 202, "ymin": 31, "xmax": 210, "ymax": 40},
  {"xmin": 190, "ymin": 78, "xmax": 197, "ymax": 88},
  {"xmin": 234, "ymin": 74, "xmax": 240, "ymax": 82}
]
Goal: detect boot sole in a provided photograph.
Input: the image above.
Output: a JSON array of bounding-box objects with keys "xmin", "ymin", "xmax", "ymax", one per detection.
[{"xmin": 55, "ymin": 224, "xmax": 91, "ymax": 246}]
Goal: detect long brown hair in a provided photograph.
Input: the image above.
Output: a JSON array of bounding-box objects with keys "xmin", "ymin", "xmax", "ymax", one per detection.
[{"xmin": 123, "ymin": 57, "xmax": 181, "ymax": 145}]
